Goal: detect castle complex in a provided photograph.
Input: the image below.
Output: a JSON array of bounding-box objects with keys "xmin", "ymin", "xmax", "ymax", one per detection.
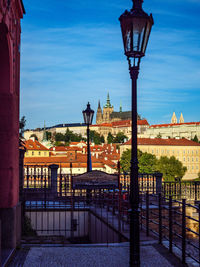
[{"xmin": 96, "ymin": 93, "xmax": 136, "ymax": 124}]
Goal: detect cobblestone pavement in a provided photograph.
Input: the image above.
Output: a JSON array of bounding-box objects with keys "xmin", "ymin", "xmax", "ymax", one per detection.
[{"xmin": 8, "ymin": 242, "xmax": 185, "ymax": 267}]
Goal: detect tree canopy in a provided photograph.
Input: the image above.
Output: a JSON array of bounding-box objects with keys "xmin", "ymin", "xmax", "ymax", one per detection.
[
  {"xmin": 107, "ymin": 132, "xmax": 114, "ymax": 144},
  {"xmin": 30, "ymin": 134, "xmax": 38, "ymax": 141},
  {"xmin": 120, "ymin": 149, "xmax": 187, "ymax": 181},
  {"xmin": 107, "ymin": 132, "xmax": 127, "ymax": 144},
  {"xmin": 54, "ymin": 128, "xmax": 85, "ymax": 144},
  {"xmin": 191, "ymin": 135, "xmax": 200, "ymax": 143},
  {"xmin": 156, "ymin": 156, "xmax": 187, "ymax": 181},
  {"xmin": 89, "ymin": 130, "xmax": 104, "ymax": 145},
  {"xmin": 19, "ymin": 116, "xmax": 26, "ymax": 137},
  {"xmin": 120, "ymin": 149, "xmax": 157, "ymax": 174}
]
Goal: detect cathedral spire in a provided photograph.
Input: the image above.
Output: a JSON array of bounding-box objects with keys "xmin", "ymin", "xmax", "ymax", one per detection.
[
  {"xmin": 171, "ymin": 112, "xmax": 177, "ymax": 124},
  {"xmin": 98, "ymin": 100, "xmax": 101, "ymax": 109},
  {"xmin": 105, "ymin": 92, "xmax": 112, "ymax": 108},
  {"xmin": 179, "ymin": 112, "xmax": 184, "ymax": 123}
]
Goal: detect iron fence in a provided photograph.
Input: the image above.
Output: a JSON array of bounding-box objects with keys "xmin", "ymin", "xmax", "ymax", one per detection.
[
  {"xmin": 140, "ymin": 192, "xmax": 200, "ymax": 265},
  {"xmin": 21, "ymin": 165, "xmax": 200, "ymax": 265}
]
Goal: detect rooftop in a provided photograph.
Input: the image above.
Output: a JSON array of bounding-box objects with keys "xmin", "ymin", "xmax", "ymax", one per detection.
[{"xmin": 123, "ymin": 138, "xmax": 200, "ymax": 146}]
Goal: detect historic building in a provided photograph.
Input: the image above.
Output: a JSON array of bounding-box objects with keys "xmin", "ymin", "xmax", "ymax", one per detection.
[
  {"xmin": 24, "ymin": 139, "xmax": 50, "ymax": 157},
  {"xmin": 24, "ymin": 142, "xmax": 119, "ymax": 174},
  {"xmin": 120, "ymin": 138, "xmax": 200, "ymax": 180},
  {"xmin": 142, "ymin": 113, "xmax": 200, "ymax": 140},
  {"xmin": 96, "ymin": 93, "xmax": 137, "ymax": 124}
]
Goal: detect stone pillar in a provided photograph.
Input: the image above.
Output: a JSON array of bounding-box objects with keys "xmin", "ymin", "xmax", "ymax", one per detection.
[
  {"xmin": 0, "ymin": 0, "xmax": 24, "ymax": 250},
  {"xmin": 155, "ymin": 172, "xmax": 163, "ymax": 195},
  {"xmin": 49, "ymin": 164, "xmax": 59, "ymax": 196}
]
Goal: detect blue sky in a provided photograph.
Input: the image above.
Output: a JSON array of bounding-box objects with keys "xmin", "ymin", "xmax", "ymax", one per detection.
[{"xmin": 20, "ymin": 0, "xmax": 200, "ymax": 129}]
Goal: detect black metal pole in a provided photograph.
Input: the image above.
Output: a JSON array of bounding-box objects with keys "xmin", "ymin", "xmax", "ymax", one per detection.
[
  {"xmin": 87, "ymin": 124, "xmax": 90, "ymax": 172},
  {"xmin": 129, "ymin": 65, "xmax": 140, "ymax": 267}
]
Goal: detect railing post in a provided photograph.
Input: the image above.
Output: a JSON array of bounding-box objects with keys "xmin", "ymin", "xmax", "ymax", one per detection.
[
  {"xmin": 146, "ymin": 191, "xmax": 149, "ymax": 236},
  {"xmin": 182, "ymin": 199, "xmax": 186, "ymax": 264},
  {"xmin": 195, "ymin": 182, "xmax": 197, "ymax": 202},
  {"xmin": 169, "ymin": 196, "xmax": 173, "ymax": 253},
  {"xmin": 198, "ymin": 204, "xmax": 200, "ymax": 264},
  {"xmin": 159, "ymin": 193, "xmax": 162, "ymax": 244},
  {"xmin": 49, "ymin": 164, "xmax": 59, "ymax": 197},
  {"xmin": 155, "ymin": 172, "xmax": 163, "ymax": 195}
]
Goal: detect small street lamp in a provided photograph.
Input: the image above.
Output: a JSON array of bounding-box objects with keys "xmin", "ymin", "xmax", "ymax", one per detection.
[
  {"xmin": 119, "ymin": 0, "xmax": 154, "ymax": 266},
  {"xmin": 82, "ymin": 102, "xmax": 94, "ymax": 172}
]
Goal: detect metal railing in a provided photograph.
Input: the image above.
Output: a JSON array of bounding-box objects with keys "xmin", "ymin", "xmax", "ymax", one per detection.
[
  {"xmin": 140, "ymin": 192, "xmax": 200, "ymax": 265},
  {"xmin": 21, "ymin": 165, "xmax": 200, "ymax": 265}
]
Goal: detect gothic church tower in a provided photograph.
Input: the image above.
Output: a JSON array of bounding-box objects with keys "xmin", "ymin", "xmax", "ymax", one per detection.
[
  {"xmin": 102, "ymin": 93, "xmax": 114, "ymax": 123},
  {"xmin": 96, "ymin": 100, "xmax": 103, "ymax": 124}
]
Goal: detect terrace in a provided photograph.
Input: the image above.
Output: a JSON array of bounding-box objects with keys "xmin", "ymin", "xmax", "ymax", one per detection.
[{"xmin": 3, "ymin": 164, "xmax": 200, "ymax": 266}]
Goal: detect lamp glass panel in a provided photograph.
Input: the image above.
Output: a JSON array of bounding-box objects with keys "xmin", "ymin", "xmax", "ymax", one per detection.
[
  {"xmin": 132, "ymin": 18, "xmax": 146, "ymax": 53},
  {"xmin": 125, "ymin": 29, "xmax": 131, "ymax": 53},
  {"xmin": 142, "ymin": 21, "xmax": 151, "ymax": 54}
]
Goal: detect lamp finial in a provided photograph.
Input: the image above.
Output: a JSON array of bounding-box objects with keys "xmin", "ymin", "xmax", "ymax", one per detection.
[{"xmin": 132, "ymin": 0, "xmax": 143, "ymax": 9}]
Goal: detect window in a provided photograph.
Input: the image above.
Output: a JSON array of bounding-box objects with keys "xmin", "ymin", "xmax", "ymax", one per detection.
[
  {"xmin": 32, "ymin": 151, "xmax": 34, "ymax": 156},
  {"xmin": 38, "ymin": 151, "xmax": 41, "ymax": 156}
]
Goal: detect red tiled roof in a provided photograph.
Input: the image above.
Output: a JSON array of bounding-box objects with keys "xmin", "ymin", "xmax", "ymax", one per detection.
[
  {"xmin": 123, "ymin": 138, "xmax": 200, "ymax": 146},
  {"xmin": 150, "ymin": 122, "xmax": 200, "ymax": 128},
  {"xmin": 49, "ymin": 146, "xmax": 67, "ymax": 151},
  {"xmin": 137, "ymin": 119, "xmax": 149, "ymax": 126},
  {"xmin": 24, "ymin": 156, "xmax": 107, "ymax": 169},
  {"xmin": 25, "ymin": 140, "xmax": 49, "ymax": 151},
  {"xmin": 93, "ymin": 119, "xmax": 149, "ymax": 128},
  {"xmin": 112, "ymin": 120, "xmax": 131, "ymax": 127}
]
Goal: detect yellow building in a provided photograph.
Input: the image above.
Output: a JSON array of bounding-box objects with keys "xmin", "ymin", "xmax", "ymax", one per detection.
[
  {"xmin": 120, "ymin": 138, "xmax": 200, "ymax": 180},
  {"xmin": 24, "ymin": 139, "xmax": 50, "ymax": 157}
]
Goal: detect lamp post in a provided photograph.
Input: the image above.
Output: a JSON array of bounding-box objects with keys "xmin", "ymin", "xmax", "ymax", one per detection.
[
  {"xmin": 82, "ymin": 102, "xmax": 94, "ymax": 172},
  {"xmin": 119, "ymin": 1, "xmax": 153, "ymax": 266}
]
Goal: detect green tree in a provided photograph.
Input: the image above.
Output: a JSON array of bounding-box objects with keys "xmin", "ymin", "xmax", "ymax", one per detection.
[
  {"xmin": 114, "ymin": 132, "xmax": 127, "ymax": 144},
  {"xmin": 107, "ymin": 132, "xmax": 114, "ymax": 144},
  {"xmin": 138, "ymin": 152, "xmax": 158, "ymax": 173},
  {"xmin": 191, "ymin": 135, "xmax": 199, "ymax": 143},
  {"xmin": 55, "ymin": 133, "xmax": 65, "ymax": 142},
  {"xmin": 120, "ymin": 149, "xmax": 151, "ymax": 173},
  {"xmin": 120, "ymin": 149, "xmax": 131, "ymax": 173},
  {"xmin": 156, "ymin": 156, "xmax": 187, "ymax": 181},
  {"xmin": 46, "ymin": 131, "xmax": 52, "ymax": 141},
  {"xmin": 89, "ymin": 130, "xmax": 104, "ymax": 145},
  {"xmin": 19, "ymin": 116, "xmax": 26, "ymax": 137},
  {"xmin": 30, "ymin": 134, "xmax": 38, "ymax": 141},
  {"xmin": 156, "ymin": 133, "xmax": 162, "ymax": 138}
]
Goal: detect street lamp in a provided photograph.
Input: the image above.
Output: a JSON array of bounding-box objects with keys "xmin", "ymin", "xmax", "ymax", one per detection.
[
  {"xmin": 119, "ymin": 1, "xmax": 153, "ymax": 266},
  {"xmin": 82, "ymin": 102, "xmax": 94, "ymax": 172}
]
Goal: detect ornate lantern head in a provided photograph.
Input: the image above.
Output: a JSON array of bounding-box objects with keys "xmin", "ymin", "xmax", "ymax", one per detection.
[
  {"xmin": 82, "ymin": 102, "xmax": 94, "ymax": 125},
  {"xmin": 119, "ymin": 0, "xmax": 154, "ymax": 60}
]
